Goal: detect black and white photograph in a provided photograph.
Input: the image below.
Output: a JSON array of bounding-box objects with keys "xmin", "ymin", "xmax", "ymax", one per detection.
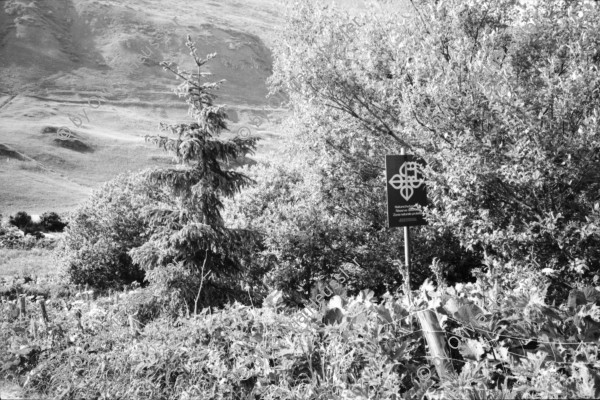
[{"xmin": 1, "ymin": 0, "xmax": 600, "ymax": 398}]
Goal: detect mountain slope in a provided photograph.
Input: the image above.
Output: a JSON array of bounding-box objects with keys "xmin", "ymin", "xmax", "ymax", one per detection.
[
  {"xmin": 0, "ymin": 0, "xmax": 284, "ymax": 216},
  {"xmin": 0, "ymin": 0, "xmax": 411, "ymax": 217}
]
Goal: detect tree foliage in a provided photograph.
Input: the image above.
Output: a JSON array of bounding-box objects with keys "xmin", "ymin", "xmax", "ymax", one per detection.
[
  {"xmin": 40, "ymin": 212, "xmax": 67, "ymax": 232},
  {"xmin": 225, "ymin": 147, "xmax": 478, "ymax": 303},
  {"xmin": 270, "ymin": 0, "xmax": 600, "ymax": 300},
  {"xmin": 128, "ymin": 36, "xmax": 260, "ymax": 309},
  {"xmin": 59, "ymin": 172, "xmax": 160, "ymax": 289},
  {"xmin": 9, "ymin": 211, "xmax": 32, "ymax": 230}
]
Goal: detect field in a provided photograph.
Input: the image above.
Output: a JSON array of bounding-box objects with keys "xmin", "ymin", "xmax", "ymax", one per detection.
[
  {"xmin": 0, "ymin": 248, "xmax": 56, "ymax": 280},
  {"xmin": 0, "ymin": 0, "xmax": 293, "ymax": 216}
]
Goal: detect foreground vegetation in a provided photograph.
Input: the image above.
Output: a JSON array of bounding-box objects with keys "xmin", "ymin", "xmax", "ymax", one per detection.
[
  {"xmin": 2, "ymin": 0, "xmax": 600, "ymax": 398},
  {"xmin": 2, "ymin": 273, "xmax": 600, "ymax": 399}
]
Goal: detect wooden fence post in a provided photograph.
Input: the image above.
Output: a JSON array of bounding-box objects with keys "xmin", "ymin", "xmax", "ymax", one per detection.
[
  {"xmin": 75, "ymin": 309, "xmax": 83, "ymax": 332},
  {"xmin": 18, "ymin": 295, "xmax": 26, "ymax": 318},
  {"xmin": 30, "ymin": 319, "xmax": 38, "ymax": 340},
  {"xmin": 417, "ymin": 309, "xmax": 454, "ymax": 380},
  {"xmin": 38, "ymin": 298, "xmax": 49, "ymax": 324},
  {"xmin": 128, "ymin": 314, "xmax": 140, "ymax": 337}
]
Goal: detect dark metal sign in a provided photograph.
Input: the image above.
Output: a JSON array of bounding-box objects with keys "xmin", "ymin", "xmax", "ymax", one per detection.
[{"xmin": 386, "ymin": 154, "xmax": 428, "ymax": 228}]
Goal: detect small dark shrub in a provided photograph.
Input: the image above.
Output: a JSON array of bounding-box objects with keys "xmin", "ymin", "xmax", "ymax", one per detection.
[
  {"xmin": 41, "ymin": 212, "xmax": 67, "ymax": 232},
  {"xmin": 9, "ymin": 211, "xmax": 32, "ymax": 230},
  {"xmin": 23, "ymin": 222, "xmax": 44, "ymax": 238}
]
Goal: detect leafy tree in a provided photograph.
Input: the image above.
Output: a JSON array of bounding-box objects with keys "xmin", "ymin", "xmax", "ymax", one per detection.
[
  {"xmin": 41, "ymin": 212, "xmax": 67, "ymax": 232},
  {"xmin": 225, "ymin": 140, "xmax": 477, "ymax": 302},
  {"xmin": 245, "ymin": 0, "xmax": 479, "ymax": 296},
  {"xmin": 129, "ymin": 36, "xmax": 259, "ymax": 309},
  {"xmin": 58, "ymin": 172, "xmax": 161, "ymax": 289},
  {"xmin": 271, "ymin": 0, "xmax": 600, "ymax": 300},
  {"xmin": 9, "ymin": 211, "xmax": 32, "ymax": 230},
  {"xmin": 8, "ymin": 211, "xmax": 43, "ymax": 237}
]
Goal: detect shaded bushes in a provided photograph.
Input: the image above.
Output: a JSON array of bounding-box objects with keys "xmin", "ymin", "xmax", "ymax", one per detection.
[
  {"xmin": 1, "ymin": 211, "xmax": 66, "ymax": 249},
  {"xmin": 0, "ymin": 225, "xmax": 56, "ymax": 250},
  {"xmin": 58, "ymin": 172, "xmax": 164, "ymax": 290},
  {"xmin": 9, "ymin": 211, "xmax": 31, "ymax": 230},
  {"xmin": 224, "ymin": 155, "xmax": 479, "ymax": 301},
  {"xmin": 270, "ymin": 0, "xmax": 600, "ymax": 303},
  {"xmin": 40, "ymin": 212, "xmax": 66, "ymax": 232},
  {"xmin": 7, "ymin": 211, "xmax": 66, "ymax": 233},
  {"xmin": 8, "ymin": 211, "xmax": 40, "ymax": 238}
]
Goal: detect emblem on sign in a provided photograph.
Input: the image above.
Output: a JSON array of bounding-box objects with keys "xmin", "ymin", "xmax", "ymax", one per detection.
[
  {"xmin": 385, "ymin": 154, "xmax": 428, "ymax": 228},
  {"xmin": 388, "ymin": 162, "xmax": 424, "ymax": 201}
]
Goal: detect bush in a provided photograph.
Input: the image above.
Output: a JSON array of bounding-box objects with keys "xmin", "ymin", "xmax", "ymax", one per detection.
[
  {"xmin": 12, "ymin": 269, "xmax": 600, "ymax": 400},
  {"xmin": 22, "ymin": 224, "xmax": 43, "ymax": 239},
  {"xmin": 9, "ymin": 211, "xmax": 31, "ymax": 230},
  {"xmin": 0, "ymin": 224, "xmax": 24, "ymax": 247},
  {"xmin": 271, "ymin": 0, "xmax": 600, "ymax": 301},
  {"xmin": 225, "ymin": 149, "xmax": 479, "ymax": 302},
  {"xmin": 0, "ymin": 225, "xmax": 54, "ymax": 250},
  {"xmin": 58, "ymin": 172, "xmax": 162, "ymax": 290},
  {"xmin": 6, "ymin": 211, "xmax": 47, "ymax": 239},
  {"xmin": 40, "ymin": 212, "xmax": 66, "ymax": 232}
]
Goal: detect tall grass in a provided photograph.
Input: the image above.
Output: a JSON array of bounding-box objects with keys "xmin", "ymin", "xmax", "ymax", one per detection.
[{"xmin": 0, "ymin": 248, "xmax": 56, "ymax": 279}]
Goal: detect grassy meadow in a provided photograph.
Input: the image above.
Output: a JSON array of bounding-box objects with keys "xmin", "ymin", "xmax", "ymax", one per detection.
[{"xmin": 0, "ymin": 248, "xmax": 57, "ymax": 281}]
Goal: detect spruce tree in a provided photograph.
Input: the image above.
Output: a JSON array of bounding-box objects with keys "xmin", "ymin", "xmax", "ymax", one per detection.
[{"xmin": 129, "ymin": 36, "xmax": 258, "ymax": 308}]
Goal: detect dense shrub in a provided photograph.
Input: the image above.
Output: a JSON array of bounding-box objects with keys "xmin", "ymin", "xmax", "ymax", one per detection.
[
  {"xmin": 0, "ymin": 225, "xmax": 25, "ymax": 248},
  {"xmin": 270, "ymin": 0, "xmax": 600, "ymax": 301},
  {"xmin": 1, "ymin": 265, "xmax": 598, "ymax": 399},
  {"xmin": 225, "ymin": 144, "xmax": 479, "ymax": 301},
  {"xmin": 9, "ymin": 211, "xmax": 31, "ymax": 230},
  {"xmin": 0, "ymin": 225, "xmax": 55, "ymax": 250},
  {"xmin": 5, "ymin": 211, "xmax": 66, "ymax": 234},
  {"xmin": 58, "ymin": 172, "xmax": 164, "ymax": 290},
  {"xmin": 40, "ymin": 212, "xmax": 67, "ymax": 232},
  {"xmin": 22, "ymin": 224, "xmax": 43, "ymax": 239},
  {"xmin": 6, "ymin": 211, "xmax": 47, "ymax": 240}
]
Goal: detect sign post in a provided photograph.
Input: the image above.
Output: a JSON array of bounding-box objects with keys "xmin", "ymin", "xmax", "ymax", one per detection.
[
  {"xmin": 386, "ymin": 149, "xmax": 428, "ymax": 299},
  {"xmin": 385, "ymin": 149, "xmax": 455, "ymax": 381}
]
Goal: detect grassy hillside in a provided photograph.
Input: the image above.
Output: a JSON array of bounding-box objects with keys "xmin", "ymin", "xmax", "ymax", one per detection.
[
  {"xmin": 0, "ymin": 0, "xmax": 411, "ymax": 217},
  {"xmin": 0, "ymin": 0, "xmax": 287, "ymax": 217}
]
